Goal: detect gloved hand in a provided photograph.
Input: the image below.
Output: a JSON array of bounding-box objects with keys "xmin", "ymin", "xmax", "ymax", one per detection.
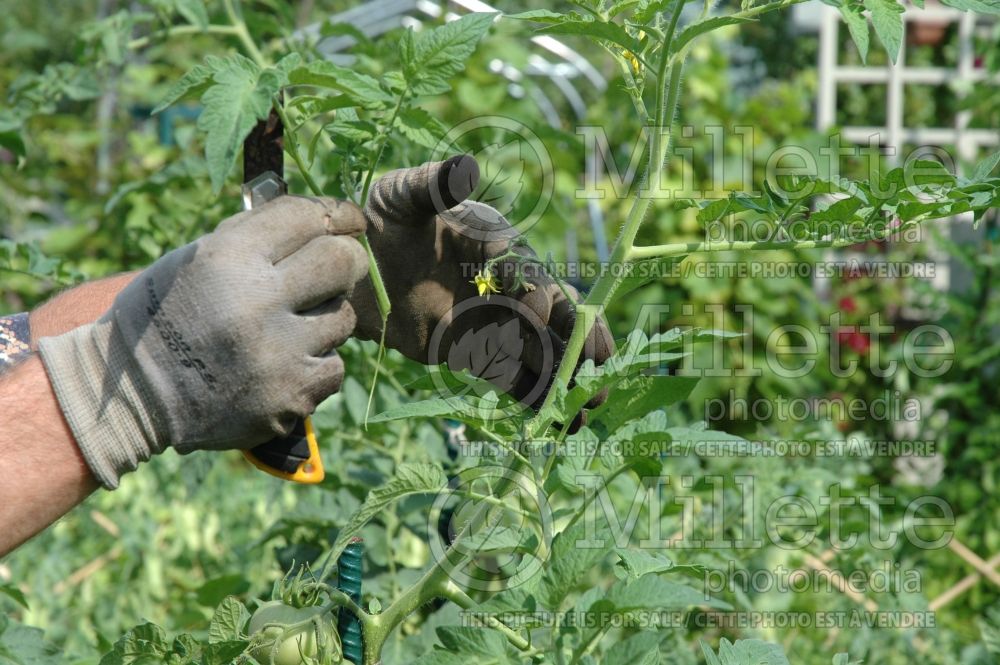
[
  {"xmin": 39, "ymin": 196, "xmax": 368, "ymax": 489},
  {"xmin": 350, "ymin": 155, "xmax": 614, "ymax": 412}
]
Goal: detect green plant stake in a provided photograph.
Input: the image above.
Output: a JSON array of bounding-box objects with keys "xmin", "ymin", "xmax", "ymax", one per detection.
[{"xmin": 337, "ymin": 538, "xmax": 364, "ymax": 664}]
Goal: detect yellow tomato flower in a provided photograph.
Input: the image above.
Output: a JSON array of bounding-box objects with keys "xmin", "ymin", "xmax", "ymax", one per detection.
[
  {"xmin": 628, "ymin": 31, "xmax": 645, "ymax": 76},
  {"xmin": 472, "ymin": 268, "xmax": 501, "ymax": 299},
  {"xmin": 628, "ymin": 51, "xmax": 641, "ymax": 76}
]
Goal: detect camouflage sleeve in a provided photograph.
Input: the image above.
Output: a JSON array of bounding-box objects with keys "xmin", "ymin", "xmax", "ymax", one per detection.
[{"xmin": 0, "ymin": 313, "xmax": 32, "ymax": 374}]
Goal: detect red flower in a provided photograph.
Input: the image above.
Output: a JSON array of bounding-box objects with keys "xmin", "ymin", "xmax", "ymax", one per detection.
[
  {"xmin": 836, "ymin": 328, "xmax": 870, "ymax": 354},
  {"xmin": 849, "ymin": 332, "xmax": 870, "ymax": 354},
  {"xmin": 838, "ymin": 296, "xmax": 857, "ymax": 313}
]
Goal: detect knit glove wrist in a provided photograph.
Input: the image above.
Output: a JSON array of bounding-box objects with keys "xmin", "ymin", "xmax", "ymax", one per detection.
[{"xmin": 39, "ymin": 196, "xmax": 367, "ymax": 489}]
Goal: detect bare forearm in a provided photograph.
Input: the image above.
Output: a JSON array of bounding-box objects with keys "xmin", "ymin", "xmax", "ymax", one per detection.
[
  {"xmin": 0, "ymin": 272, "xmax": 136, "ymax": 555},
  {"xmin": 0, "ymin": 355, "xmax": 98, "ymax": 556},
  {"xmin": 28, "ymin": 271, "xmax": 138, "ymax": 346}
]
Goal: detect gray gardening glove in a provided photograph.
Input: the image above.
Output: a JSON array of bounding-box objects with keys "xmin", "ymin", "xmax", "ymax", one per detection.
[
  {"xmin": 38, "ymin": 196, "xmax": 368, "ymax": 489},
  {"xmin": 350, "ymin": 155, "xmax": 615, "ymax": 413}
]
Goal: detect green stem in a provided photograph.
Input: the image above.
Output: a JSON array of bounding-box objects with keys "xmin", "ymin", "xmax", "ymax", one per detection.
[
  {"xmin": 364, "ymin": 560, "xmax": 453, "ymax": 664},
  {"xmin": 352, "ymin": 90, "xmax": 408, "ymax": 424},
  {"xmin": 319, "ymin": 591, "xmax": 368, "ymax": 622},
  {"xmin": 459, "ymin": 490, "xmax": 540, "ymax": 522},
  {"xmin": 360, "ymin": 90, "xmax": 409, "ymax": 206},
  {"xmin": 653, "ymin": 0, "xmax": 685, "ymax": 133},
  {"xmin": 564, "ymin": 464, "xmax": 632, "ymax": 532},
  {"xmin": 277, "ymin": 99, "xmax": 393, "ymax": 430},
  {"xmin": 273, "ymin": 101, "xmax": 323, "ymax": 196},
  {"xmin": 363, "ymin": 348, "xmax": 407, "ymax": 394},
  {"xmin": 363, "ymin": 461, "xmax": 540, "ymax": 661},
  {"xmin": 439, "ymin": 580, "xmax": 532, "ymax": 651},
  {"xmin": 527, "ymin": 31, "xmax": 688, "ymax": 438},
  {"xmin": 524, "ymin": 0, "xmax": 818, "ymax": 442},
  {"xmin": 627, "ymin": 237, "xmax": 859, "ymax": 261},
  {"xmin": 568, "ymin": 623, "xmax": 611, "ymax": 665},
  {"xmin": 362, "ymin": 316, "xmax": 389, "ymax": 427},
  {"xmin": 486, "ymin": 438, "xmax": 534, "ymax": 470},
  {"xmin": 541, "ymin": 432, "xmax": 566, "ymax": 480},
  {"xmin": 222, "ymin": 0, "xmax": 266, "ymax": 67},
  {"xmin": 128, "ymin": 24, "xmax": 240, "ymax": 51},
  {"xmin": 0, "ymin": 266, "xmax": 74, "ymax": 287},
  {"xmin": 738, "ymin": 0, "xmax": 809, "ymax": 20}
]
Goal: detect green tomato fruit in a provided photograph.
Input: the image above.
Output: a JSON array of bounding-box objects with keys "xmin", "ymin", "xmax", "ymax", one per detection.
[{"xmin": 249, "ymin": 601, "xmax": 331, "ymax": 665}]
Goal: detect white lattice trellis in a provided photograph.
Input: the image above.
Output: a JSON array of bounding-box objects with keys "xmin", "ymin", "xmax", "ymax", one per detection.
[
  {"xmin": 808, "ymin": 1, "xmax": 998, "ymax": 297},
  {"xmin": 815, "ymin": 2, "xmax": 998, "ymax": 164}
]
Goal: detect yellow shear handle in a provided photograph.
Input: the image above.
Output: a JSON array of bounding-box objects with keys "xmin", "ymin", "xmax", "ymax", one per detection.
[{"xmin": 242, "ymin": 417, "xmax": 325, "ymax": 484}]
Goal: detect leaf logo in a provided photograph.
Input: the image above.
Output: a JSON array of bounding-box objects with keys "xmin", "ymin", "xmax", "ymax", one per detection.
[
  {"xmin": 446, "ymin": 319, "xmax": 524, "ymax": 394},
  {"xmin": 430, "ymin": 115, "xmax": 554, "ymax": 236},
  {"xmin": 427, "ymin": 295, "xmax": 554, "ymax": 419},
  {"xmin": 428, "ymin": 465, "xmax": 552, "ymax": 592},
  {"xmin": 472, "ymin": 140, "xmax": 527, "ymax": 217}
]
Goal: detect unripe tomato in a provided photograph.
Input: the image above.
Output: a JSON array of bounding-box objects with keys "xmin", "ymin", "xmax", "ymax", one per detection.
[{"xmin": 248, "ymin": 601, "xmax": 332, "ymax": 665}]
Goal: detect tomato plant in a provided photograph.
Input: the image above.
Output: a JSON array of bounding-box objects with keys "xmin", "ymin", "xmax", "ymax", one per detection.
[
  {"xmin": 248, "ymin": 601, "xmax": 336, "ymax": 665},
  {"xmin": 1, "ymin": 1, "xmax": 999, "ymax": 665}
]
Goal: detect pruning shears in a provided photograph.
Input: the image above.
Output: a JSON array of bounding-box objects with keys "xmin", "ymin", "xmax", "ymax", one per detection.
[{"xmin": 239, "ymin": 113, "xmax": 325, "ymax": 484}]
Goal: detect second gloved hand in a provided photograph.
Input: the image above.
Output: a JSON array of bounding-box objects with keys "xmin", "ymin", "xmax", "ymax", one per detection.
[
  {"xmin": 350, "ymin": 155, "xmax": 614, "ymax": 413},
  {"xmin": 39, "ymin": 196, "xmax": 368, "ymax": 489}
]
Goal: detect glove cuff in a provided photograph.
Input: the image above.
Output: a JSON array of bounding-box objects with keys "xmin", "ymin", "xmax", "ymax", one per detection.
[{"xmin": 39, "ymin": 319, "xmax": 165, "ymax": 489}]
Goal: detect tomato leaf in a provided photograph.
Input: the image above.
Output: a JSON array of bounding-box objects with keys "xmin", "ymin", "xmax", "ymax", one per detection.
[
  {"xmin": 602, "ymin": 631, "xmax": 665, "ymax": 665},
  {"xmin": 207, "ymin": 597, "xmax": 250, "ymax": 643},
  {"xmin": 635, "ymin": 0, "xmax": 689, "ymax": 23},
  {"xmin": 148, "ymin": 0, "xmax": 209, "ymax": 29},
  {"xmin": 435, "ymin": 626, "xmax": 508, "ymax": 657},
  {"xmin": 329, "ymin": 463, "xmax": 448, "ymax": 564},
  {"xmin": 173, "ymin": 0, "xmax": 209, "ymax": 29},
  {"xmin": 701, "ymin": 638, "xmax": 792, "ymax": 665},
  {"xmin": 412, "ymin": 651, "xmax": 472, "ymax": 665},
  {"xmin": 288, "ymin": 59, "xmax": 393, "ymax": 109},
  {"xmin": 538, "ymin": 519, "xmax": 614, "ymax": 608},
  {"xmin": 590, "ymin": 375, "xmax": 697, "ymax": 435},
  {"xmin": 940, "ymin": 0, "xmax": 1000, "ymax": 14},
  {"xmin": 503, "ymin": 9, "xmax": 570, "ymax": 22},
  {"xmin": 0, "ymin": 615, "xmax": 61, "ymax": 664},
  {"xmin": 195, "ymin": 55, "xmax": 281, "ymax": 194},
  {"xmin": 368, "ymin": 397, "xmax": 468, "ymax": 423},
  {"xmin": 614, "ymin": 549, "xmax": 675, "ymax": 580},
  {"xmin": 840, "ymin": 3, "xmax": 871, "ymax": 63},
  {"xmin": 973, "ymin": 149, "xmax": 1000, "ymax": 182},
  {"xmin": 671, "ymin": 16, "xmax": 755, "ymax": 55},
  {"xmin": 0, "ymin": 584, "xmax": 28, "ymax": 610},
  {"xmin": 613, "ymin": 254, "xmax": 684, "ymax": 300},
  {"xmin": 863, "ymin": 0, "xmax": 904, "ymax": 63},
  {"xmin": 536, "ymin": 17, "xmax": 643, "ymax": 55},
  {"xmin": 607, "ymin": 573, "xmax": 729, "ymax": 611},
  {"xmin": 402, "ymin": 13, "xmax": 496, "ymax": 95},
  {"xmin": 151, "ymin": 61, "xmax": 214, "ymax": 115},
  {"xmin": 201, "ymin": 640, "xmax": 251, "ymax": 664},
  {"xmin": 100, "ymin": 622, "xmax": 170, "ymax": 662},
  {"xmin": 394, "ymin": 107, "xmax": 447, "ymax": 149}
]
